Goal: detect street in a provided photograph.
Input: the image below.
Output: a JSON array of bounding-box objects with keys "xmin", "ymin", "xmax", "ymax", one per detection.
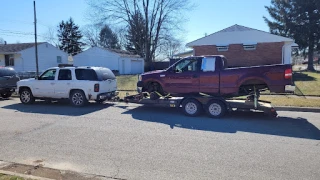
[{"xmin": 0, "ymin": 98, "xmax": 320, "ymax": 180}]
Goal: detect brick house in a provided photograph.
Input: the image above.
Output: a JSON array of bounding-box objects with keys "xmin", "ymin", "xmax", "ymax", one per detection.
[{"xmin": 186, "ymin": 24, "xmax": 298, "ymax": 67}]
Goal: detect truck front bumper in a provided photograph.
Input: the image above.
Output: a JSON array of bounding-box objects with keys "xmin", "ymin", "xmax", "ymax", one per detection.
[
  {"xmin": 137, "ymin": 81, "xmax": 144, "ymax": 93},
  {"xmin": 97, "ymin": 91, "xmax": 119, "ymax": 100},
  {"xmin": 285, "ymin": 85, "xmax": 295, "ymax": 92}
]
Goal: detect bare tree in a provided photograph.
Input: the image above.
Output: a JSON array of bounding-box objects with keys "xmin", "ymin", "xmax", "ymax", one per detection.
[
  {"xmin": 88, "ymin": 0, "xmax": 192, "ymax": 69},
  {"xmin": 0, "ymin": 37, "xmax": 4, "ymax": 44},
  {"xmin": 82, "ymin": 24, "xmax": 101, "ymax": 47},
  {"xmin": 43, "ymin": 26, "xmax": 59, "ymax": 46}
]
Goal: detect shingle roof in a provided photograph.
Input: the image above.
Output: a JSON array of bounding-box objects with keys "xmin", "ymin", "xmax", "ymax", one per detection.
[
  {"xmin": 186, "ymin": 24, "xmax": 294, "ymax": 47},
  {"xmin": 0, "ymin": 42, "xmax": 45, "ymax": 53},
  {"xmin": 104, "ymin": 48, "xmax": 141, "ymax": 58}
]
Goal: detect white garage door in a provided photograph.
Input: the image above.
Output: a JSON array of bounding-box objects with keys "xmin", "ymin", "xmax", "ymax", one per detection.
[{"xmin": 131, "ymin": 60, "xmax": 143, "ymax": 74}]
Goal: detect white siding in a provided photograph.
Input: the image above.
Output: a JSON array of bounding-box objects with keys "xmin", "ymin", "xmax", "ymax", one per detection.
[
  {"xmin": 73, "ymin": 47, "xmax": 119, "ymax": 70},
  {"xmin": 74, "ymin": 47, "xmax": 144, "ymax": 74},
  {"xmin": 0, "ymin": 54, "xmax": 4, "ymax": 66},
  {"xmin": 119, "ymin": 57, "xmax": 144, "ymax": 74},
  {"xmin": 13, "ymin": 43, "xmax": 68, "ymax": 72}
]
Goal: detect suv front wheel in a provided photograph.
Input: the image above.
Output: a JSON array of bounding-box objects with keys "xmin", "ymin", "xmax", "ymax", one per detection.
[
  {"xmin": 19, "ymin": 88, "xmax": 35, "ymax": 104},
  {"xmin": 70, "ymin": 90, "xmax": 88, "ymax": 107}
]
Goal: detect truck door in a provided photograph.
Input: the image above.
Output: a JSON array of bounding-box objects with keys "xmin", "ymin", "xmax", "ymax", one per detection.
[
  {"xmin": 199, "ymin": 57, "xmax": 220, "ymax": 95},
  {"xmin": 164, "ymin": 58, "xmax": 200, "ymax": 94}
]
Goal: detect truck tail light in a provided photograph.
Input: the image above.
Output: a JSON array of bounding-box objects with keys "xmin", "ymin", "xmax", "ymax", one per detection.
[
  {"xmin": 94, "ymin": 83, "xmax": 99, "ymax": 92},
  {"xmin": 284, "ymin": 69, "xmax": 292, "ymax": 79}
]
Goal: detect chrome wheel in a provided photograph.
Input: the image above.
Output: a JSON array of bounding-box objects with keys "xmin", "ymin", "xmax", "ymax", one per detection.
[
  {"xmin": 72, "ymin": 93, "xmax": 84, "ymax": 105},
  {"xmin": 208, "ymin": 103, "xmax": 222, "ymax": 116},
  {"xmin": 21, "ymin": 91, "xmax": 31, "ymax": 103},
  {"xmin": 185, "ymin": 102, "xmax": 198, "ymax": 115}
]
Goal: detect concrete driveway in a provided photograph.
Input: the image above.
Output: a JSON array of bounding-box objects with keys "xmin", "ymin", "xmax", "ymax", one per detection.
[{"xmin": 0, "ymin": 98, "xmax": 319, "ymax": 180}]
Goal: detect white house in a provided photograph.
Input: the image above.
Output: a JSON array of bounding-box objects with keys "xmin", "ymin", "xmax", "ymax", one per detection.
[
  {"xmin": 73, "ymin": 47, "xmax": 144, "ymax": 74},
  {"xmin": 0, "ymin": 42, "xmax": 68, "ymax": 72}
]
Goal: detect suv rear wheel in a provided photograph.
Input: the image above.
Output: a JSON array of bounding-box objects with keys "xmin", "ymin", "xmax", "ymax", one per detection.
[
  {"xmin": 70, "ymin": 90, "xmax": 88, "ymax": 107},
  {"xmin": 1, "ymin": 92, "xmax": 12, "ymax": 98},
  {"xmin": 19, "ymin": 88, "xmax": 35, "ymax": 104}
]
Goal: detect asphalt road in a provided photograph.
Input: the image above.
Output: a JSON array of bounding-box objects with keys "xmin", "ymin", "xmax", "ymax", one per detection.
[{"xmin": 0, "ymin": 98, "xmax": 319, "ymax": 180}]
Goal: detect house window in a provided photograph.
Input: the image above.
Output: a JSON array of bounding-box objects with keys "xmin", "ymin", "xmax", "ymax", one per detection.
[
  {"xmin": 57, "ymin": 56, "xmax": 62, "ymax": 63},
  {"xmin": 5, "ymin": 54, "xmax": 14, "ymax": 66},
  {"xmin": 243, "ymin": 44, "xmax": 257, "ymax": 50},
  {"xmin": 216, "ymin": 46, "xmax": 229, "ymax": 52}
]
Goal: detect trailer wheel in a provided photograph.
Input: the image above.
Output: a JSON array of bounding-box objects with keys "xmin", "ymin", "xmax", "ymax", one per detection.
[
  {"xmin": 205, "ymin": 100, "xmax": 227, "ymax": 118},
  {"xmin": 182, "ymin": 99, "xmax": 202, "ymax": 117}
]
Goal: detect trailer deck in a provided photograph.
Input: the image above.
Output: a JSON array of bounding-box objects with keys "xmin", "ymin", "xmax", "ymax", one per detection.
[{"xmin": 124, "ymin": 93, "xmax": 277, "ymax": 118}]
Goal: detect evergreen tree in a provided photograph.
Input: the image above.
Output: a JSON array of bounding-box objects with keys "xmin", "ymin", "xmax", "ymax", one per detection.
[
  {"xmin": 57, "ymin": 18, "xmax": 85, "ymax": 56},
  {"xmin": 264, "ymin": 0, "xmax": 320, "ymax": 71},
  {"xmin": 99, "ymin": 25, "xmax": 120, "ymax": 49}
]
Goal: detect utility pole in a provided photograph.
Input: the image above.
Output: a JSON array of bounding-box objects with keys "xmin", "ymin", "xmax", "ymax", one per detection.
[{"xmin": 33, "ymin": 0, "xmax": 39, "ymax": 77}]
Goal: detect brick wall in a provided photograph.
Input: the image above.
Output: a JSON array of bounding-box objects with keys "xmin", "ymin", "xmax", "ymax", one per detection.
[{"xmin": 193, "ymin": 42, "xmax": 284, "ymax": 67}]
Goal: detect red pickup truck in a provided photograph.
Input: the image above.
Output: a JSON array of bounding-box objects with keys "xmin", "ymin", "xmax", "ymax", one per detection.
[{"xmin": 137, "ymin": 55, "xmax": 294, "ymax": 97}]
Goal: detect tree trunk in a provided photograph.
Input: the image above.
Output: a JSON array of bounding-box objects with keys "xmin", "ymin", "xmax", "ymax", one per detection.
[{"xmin": 307, "ymin": 44, "xmax": 315, "ymax": 71}]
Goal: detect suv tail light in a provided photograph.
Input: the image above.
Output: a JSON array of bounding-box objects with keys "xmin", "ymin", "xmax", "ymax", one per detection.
[
  {"xmin": 285, "ymin": 69, "xmax": 292, "ymax": 79},
  {"xmin": 94, "ymin": 83, "xmax": 100, "ymax": 92}
]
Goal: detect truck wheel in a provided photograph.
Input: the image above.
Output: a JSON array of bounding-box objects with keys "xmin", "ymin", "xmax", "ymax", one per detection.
[
  {"xmin": 182, "ymin": 99, "xmax": 202, "ymax": 117},
  {"xmin": 205, "ymin": 100, "xmax": 227, "ymax": 118},
  {"xmin": 1, "ymin": 92, "xmax": 12, "ymax": 98},
  {"xmin": 150, "ymin": 92, "xmax": 160, "ymax": 100},
  {"xmin": 70, "ymin": 90, "xmax": 88, "ymax": 107},
  {"xmin": 19, "ymin": 88, "xmax": 35, "ymax": 104}
]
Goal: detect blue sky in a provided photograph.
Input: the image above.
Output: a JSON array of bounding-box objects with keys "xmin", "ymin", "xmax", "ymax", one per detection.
[{"xmin": 0, "ymin": 0, "xmax": 272, "ymax": 46}]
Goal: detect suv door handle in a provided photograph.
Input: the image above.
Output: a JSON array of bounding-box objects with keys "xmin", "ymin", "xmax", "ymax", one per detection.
[
  {"xmin": 50, "ymin": 83, "xmax": 55, "ymax": 85},
  {"xmin": 192, "ymin": 74, "xmax": 199, "ymax": 78}
]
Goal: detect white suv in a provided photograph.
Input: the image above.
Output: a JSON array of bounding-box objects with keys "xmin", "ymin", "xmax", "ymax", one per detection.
[{"xmin": 17, "ymin": 66, "xmax": 118, "ymax": 106}]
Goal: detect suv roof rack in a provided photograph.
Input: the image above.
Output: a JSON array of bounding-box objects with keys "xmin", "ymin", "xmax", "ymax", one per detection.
[{"xmin": 58, "ymin": 64, "xmax": 75, "ymax": 68}]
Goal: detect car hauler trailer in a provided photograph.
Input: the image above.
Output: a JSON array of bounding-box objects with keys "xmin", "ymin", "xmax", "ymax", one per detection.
[{"xmin": 124, "ymin": 91, "xmax": 278, "ymax": 118}]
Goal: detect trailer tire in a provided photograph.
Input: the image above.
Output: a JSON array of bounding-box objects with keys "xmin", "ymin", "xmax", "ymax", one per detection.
[
  {"xmin": 205, "ymin": 100, "xmax": 227, "ymax": 118},
  {"xmin": 182, "ymin": 98, "xmax": 202, "ymax": 117}
]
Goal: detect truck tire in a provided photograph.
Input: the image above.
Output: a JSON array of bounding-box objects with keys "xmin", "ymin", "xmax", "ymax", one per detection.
[
  {"xmin": 1, "ymin": 92, "xmax": 12, "ymax": 98},
  {"xmin": 205, "ymin": 100, "xmax": 227, "ymax": 118},
  {"xmin": 19, "ymin": 88, "xmax": 35, "ymax": 104},
  {"xmin": 182, "ymin": 98, "xmax": 202, "ymax": 117},
  {"xmin": 70, "ymin": 90, "xmax": 88, "ymax": 107},
  {"xmin": 150, "ymin": 92, "xmax": 160, "ymax": 100}
]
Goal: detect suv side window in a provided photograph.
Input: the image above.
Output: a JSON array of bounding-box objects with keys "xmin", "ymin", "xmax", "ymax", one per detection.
[
  {"xmin": 175, "ymin": 58, "xmax": 201, "ymax": 73},
  {"xmin": 75, "ymin": 69, "xmax": 98, "ymax": 81},
  {"xmin": 58, "ymin": 69, "xmax": 72, "ymax": 80},
  {"xmin": 39, "ymin": 69, "xmax": 56, "ymax": 80}
]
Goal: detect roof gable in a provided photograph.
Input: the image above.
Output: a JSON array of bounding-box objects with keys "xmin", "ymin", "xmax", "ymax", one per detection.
[
  {"xmin": 0, "ymin": 42, "xmax": 45, "ymax": 53},
  {"xmin": 186, "ymin": 24, "xmax": 294, "ymax": 47}
]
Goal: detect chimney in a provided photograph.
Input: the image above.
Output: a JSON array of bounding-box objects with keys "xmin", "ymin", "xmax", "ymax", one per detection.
[{"xmin": 4, "ymin": 41, "xmax": 6, "ymax": 45}]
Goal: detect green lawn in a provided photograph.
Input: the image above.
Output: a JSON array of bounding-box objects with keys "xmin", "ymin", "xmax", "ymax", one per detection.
[
  {"xmin": 293, "ymin": 71, "xmax": 320, "ymax": 96},
  {"xmin": 116, "ymin": 75, "xmax": 139, "ymax": 98},
  {"xmin": 0, "ymin": 174, "xmax": 32, "ymax": 180}
]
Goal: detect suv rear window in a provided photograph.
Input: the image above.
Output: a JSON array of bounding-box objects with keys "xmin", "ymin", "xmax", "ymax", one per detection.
[
  {"xmin": 75, "ymin": 69, "xmax": 98, "ymax": 80},
  {"xmin": 97, "ymin": 68, "xmax": 116, "ymax": 80}
]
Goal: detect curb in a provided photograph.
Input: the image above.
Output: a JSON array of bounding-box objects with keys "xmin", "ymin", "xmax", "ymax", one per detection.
[
  {"xmin": 274, "ymin": 106, "xmax": 320, "ymax": 113},
  {"xmin": 0, "ymin": 170, "xmax": 54, "ymax": 180}
]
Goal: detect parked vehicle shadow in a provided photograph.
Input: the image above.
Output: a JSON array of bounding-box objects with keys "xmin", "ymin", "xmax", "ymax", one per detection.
[
  {"xmin": 2, "ymin": 100, "xmax": 114, "ymax": 116},
  {"xmin": 122, "ymin": 106, "xmax": 320, "ymax": 140},
  {"xmin": 293, "ymin": 72, "xmax": 316, "ymax": 81}
]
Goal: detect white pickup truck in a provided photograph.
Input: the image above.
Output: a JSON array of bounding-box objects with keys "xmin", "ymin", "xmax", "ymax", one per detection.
[{"xmin": 17, "ymin": 66, "xmax": 118, "ymax": 106}]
